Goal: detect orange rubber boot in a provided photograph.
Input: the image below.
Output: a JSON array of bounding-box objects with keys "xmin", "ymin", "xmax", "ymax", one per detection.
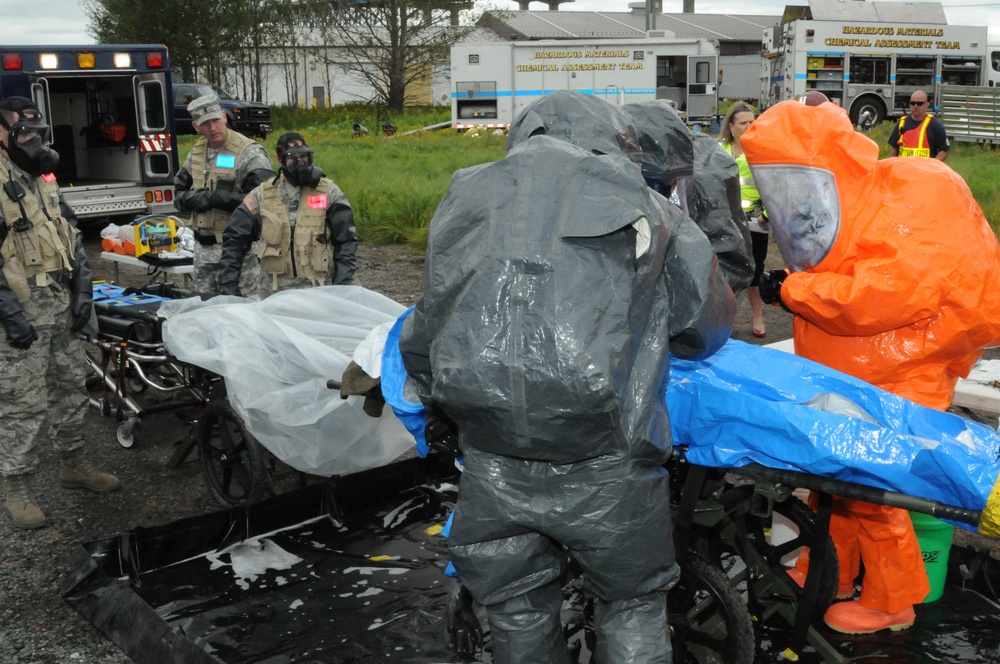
[{"xmin": 824, "ymin": 600, "xmax": 915, "ymax": 634}]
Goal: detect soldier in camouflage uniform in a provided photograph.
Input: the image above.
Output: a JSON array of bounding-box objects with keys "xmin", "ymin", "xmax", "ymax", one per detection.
[
  {"xmin": 217, "ymin": 132, "xmax": 357, "ymax": 295},
  {"xmin": 0, "ymin": 96, "xmax": 120, "ymax": 530},
  {"xmin": 173, "ymin": 94, "xmax": 275, "ymax": 297}
]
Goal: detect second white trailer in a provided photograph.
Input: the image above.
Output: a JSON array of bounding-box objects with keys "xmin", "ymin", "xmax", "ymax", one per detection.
[{"xmin": 452, "ymin": 38, "xmax": 720, "ymax": 129}]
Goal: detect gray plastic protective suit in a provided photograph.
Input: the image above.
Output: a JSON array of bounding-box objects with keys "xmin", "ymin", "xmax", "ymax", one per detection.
[
  {"xmin": 624, "ymin": 100, "xmax": 753, "ymax": 295},
  {"xmin": 399, "ymin": 91, "xmax": 735, "ymax": 664}
]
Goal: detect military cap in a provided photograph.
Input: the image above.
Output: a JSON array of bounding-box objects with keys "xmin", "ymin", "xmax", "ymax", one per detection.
[{"xmin": 188, "ymin": 94, "xmax": 223, "ymax": 125}]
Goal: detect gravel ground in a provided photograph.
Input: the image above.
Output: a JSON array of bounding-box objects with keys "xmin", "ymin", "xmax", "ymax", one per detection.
[{"xmin": 1, "ymin": 230, "xmax": 997, "ymax": 663}]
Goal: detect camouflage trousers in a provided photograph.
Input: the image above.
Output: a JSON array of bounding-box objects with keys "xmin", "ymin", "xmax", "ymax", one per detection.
[
  {"xmin": 192, "ymin": 242, "xmax": 270, "ymax": 298},
  {"xmin": 0, "ymin": 279, "xmax": 87, "ymax": 476}
]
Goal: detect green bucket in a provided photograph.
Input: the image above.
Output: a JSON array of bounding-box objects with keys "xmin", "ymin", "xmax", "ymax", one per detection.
[{"xmin": 908, "ymin": 512, "xmax": 955, "ymax": 603}]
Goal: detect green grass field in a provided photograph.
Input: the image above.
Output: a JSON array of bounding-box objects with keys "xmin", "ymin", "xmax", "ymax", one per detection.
[{"xmin": 178, "ymin": 106, "xmax": 1000, "ymax": 249}]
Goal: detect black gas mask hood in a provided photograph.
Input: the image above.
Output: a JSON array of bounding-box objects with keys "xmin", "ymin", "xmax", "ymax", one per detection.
[
  {"xmin": 280, "ymin": 146, "xmax": 322, "ymax": 189},
  {"xmin": 0, "ymin": 103, "xmax": 59, "ymax": 177}
]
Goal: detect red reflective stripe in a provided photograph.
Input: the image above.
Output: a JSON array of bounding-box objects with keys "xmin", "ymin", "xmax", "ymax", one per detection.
[{"xmin": 139, "ymin": 134, "xmax": 171, "ymax": 152}]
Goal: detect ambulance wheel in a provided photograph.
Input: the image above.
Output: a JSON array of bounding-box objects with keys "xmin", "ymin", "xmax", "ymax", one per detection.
[
  {"xmin": 850, "ymin": 96, "xmax": 885, "ymax": 131},
  {"xmin": 198, "ymin": 399, "xmax": 266, "ymax": 507},
  {"xmin": 670, "ymin": 551, "xmax": 755, "ymax": 664}
]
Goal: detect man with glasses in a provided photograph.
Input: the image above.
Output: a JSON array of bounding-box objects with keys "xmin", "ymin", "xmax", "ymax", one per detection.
[{"xmin": 887, "ymin": 90, "xmax": 950, "ymax": 161}]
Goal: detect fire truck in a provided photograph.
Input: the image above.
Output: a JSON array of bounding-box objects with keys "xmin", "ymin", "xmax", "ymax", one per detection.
[
  {"xmin": 451, "ymin": 37, "xmax": 720, "ymax": 129},
  {"xmin": 0, "ymin": 44, "xmax": 178, "ymax": 224},
  {"xmin": 760, "ymin": 0, "xmax": 992, "ymax": 128}
]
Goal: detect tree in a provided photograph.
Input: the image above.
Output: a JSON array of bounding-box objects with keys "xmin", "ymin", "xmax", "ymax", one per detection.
[
  {"xmin": 298, "ymin": 0, "xmax": 480, "ymax": 112},
  {"xmin": 83, "ymin": 0, "xmax": 271, "ymax": 99}
]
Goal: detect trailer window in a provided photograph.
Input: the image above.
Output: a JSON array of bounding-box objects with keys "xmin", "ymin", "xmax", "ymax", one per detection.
[
  {"xmin": 138, "ymin": 80, "xmax": 167, "ymax": 132},
  {"xmin": 695, "ymin": 61, "xmax": 711, "ymax": 83},
  {"xmin": 993, "ymin": 51, "xmax": 1000, "ymax": 73}
]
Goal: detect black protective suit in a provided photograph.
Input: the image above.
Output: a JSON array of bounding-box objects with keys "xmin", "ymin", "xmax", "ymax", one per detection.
[{"xmin": 399, "ymin": 91, "xmax": 734, "ymax": 663}]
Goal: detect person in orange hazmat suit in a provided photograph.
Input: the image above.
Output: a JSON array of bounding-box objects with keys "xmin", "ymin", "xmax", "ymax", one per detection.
[{"xmin": 741, "ymin": 99, "xmax": 1000, "ymax": 634}]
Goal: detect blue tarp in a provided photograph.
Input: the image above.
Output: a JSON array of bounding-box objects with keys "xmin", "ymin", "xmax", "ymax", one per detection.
[
  {"xmin": 381, "ymin": 310, "xmax": 1000, "ymax": 529},
  {"xmin": 668, "ymin": 340, "xmax": 1000, "ymax": 527}
]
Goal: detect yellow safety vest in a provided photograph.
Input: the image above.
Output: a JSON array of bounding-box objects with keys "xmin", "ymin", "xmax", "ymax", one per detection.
[
  {"xmin": 256, "ymin": 177, "xmax": 334, "ymax": 290},
  {"xmin": 187, "ymin": 130, "xmax": 257, "ymax": 237},
  {"xmin": 0, "ymin": 169, "xmax": 75, "ymax": 302},
  {"xmin": 722, "ymin": 143, "xmax": 761, "ymax": 213},
  {"xmin": 897, "ymin": 115, "xmax": 933, "ymax": 158}
]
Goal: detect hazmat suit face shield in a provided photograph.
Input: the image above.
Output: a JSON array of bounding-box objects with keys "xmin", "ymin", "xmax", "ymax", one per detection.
[
  {"xmin": 2, "ymin": 111, "xmax": 59, "ymax": 176},
  {"xmin": 751, "ymin": 164, "xmax": 840, "ymax": 272},
  {"xmin": 506, "ymin": 91, "xmax": 642, "ymax": 164},
  {"xmin": 280, "ymin": 145, "xmax": 322, "ymax": 188}
]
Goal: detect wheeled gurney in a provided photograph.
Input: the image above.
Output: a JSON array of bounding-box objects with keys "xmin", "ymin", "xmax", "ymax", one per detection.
[{"xmin": 85, "ymin": 283, "xmax": 215, "ymax": 449}]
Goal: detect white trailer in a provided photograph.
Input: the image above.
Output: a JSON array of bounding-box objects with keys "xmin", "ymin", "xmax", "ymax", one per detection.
[
  {"xmin": 451, "ymin": 38, "xmax": 719, "ymax": 129},
  {"xmin": 761, "ymin": 0, "xmax": 991, "ymax": 128}
]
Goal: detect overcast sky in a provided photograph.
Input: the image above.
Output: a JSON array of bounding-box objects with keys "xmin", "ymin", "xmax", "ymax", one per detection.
[{"xmin": 4, "ymin": 0, "xmax": 1000, "ymax": 46}]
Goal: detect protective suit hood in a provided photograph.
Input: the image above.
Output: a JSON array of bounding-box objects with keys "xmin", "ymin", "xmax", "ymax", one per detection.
[
  {"xmin": 742, "ymin": 101, "xmax": 878, "ymax": 272},
  {"xmin": 623, "ymin": 100, "xmax": 694, "ymax": 186},
  {"xmin": 506, "ymin": 90, "xmax": 641, "ymax": 163},
  {"xmin": 742, "ymin": 99, "xmax": 1000, "ymax": 411}
]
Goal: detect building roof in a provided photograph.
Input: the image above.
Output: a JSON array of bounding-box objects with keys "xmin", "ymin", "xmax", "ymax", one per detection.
[
  {"xmin": 483, "ymin": 10, "xmax": 780, "ymax": 42},
  {"xmin": 797, "ymin": 0, "xmax": 947, "ymax": 25}
]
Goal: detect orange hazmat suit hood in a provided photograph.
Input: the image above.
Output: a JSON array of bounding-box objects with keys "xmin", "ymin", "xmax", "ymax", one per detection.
[
  {"xmin": 741, "ymin": 100, "xmax": 879, "ymax": 272},
  {"xmin": 742, "ymin": 100, "xmax": 1000, "ymax": 410}
]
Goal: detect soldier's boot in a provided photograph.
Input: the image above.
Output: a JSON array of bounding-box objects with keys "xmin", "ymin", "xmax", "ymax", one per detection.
[
  {"xmin": 59, "ymin": 450, "xmax": 121, "ymax": 493},
  {"xmin": 3, "ymin": 474, "xmax": 48, "ymax": 529}
]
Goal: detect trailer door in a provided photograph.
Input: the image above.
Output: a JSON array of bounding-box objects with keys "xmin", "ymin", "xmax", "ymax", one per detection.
[{"xmin": 687, "ymin": 55, "xmax": 718, "ymax": 119}]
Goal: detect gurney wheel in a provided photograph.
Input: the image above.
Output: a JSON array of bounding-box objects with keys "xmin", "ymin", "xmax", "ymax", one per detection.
[
  {"xmin": 116, "ymin": 420, "xmax": 136, "ymax": 448},
  {"xmin": 197, "ymin": 399, "xmax": 266, "ymax": 507},
  {"xmin": 713, "ymin": 486, "xmax": 839, "ymax": 624},
  {"xmin": 669, "ymin": 551, "xmax": 755, "ymax": 664}
]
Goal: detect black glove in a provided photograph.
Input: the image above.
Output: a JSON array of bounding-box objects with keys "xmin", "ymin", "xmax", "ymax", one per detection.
[
  {"xmin": 70, "ymin": 296, "xmax": 92, "ymax": 333},
  {"xmin": 209, "ymin": 189, "xmax": 237, "ymax": 210},
  {"xmin": 217, "ymin": 282, "xmax": 239, "ymax": 297},
  {"xmin": 425, "ymin": 411, "xmax": 459, "ymax": 457},
  {"xmin": 446, "ymin": 579, "xmax": 483, "ymax": 661},
  {"xmin": 759, "ymin": 269, "xmax": 792, "ymax": 312},
  {"xmin": 174, "ymin": 169, "xmax": 193, "ymax": 191},
  {"xmin": 3, "ymin": 314, "xmax": 37, "ymax": 350},
  {"xmin": 180, "ymin": 188, "xmax": 214, "ymax": 213}
]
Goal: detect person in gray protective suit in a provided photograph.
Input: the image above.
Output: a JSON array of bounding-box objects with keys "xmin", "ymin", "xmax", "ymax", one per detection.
[
  {"xmin": 173, "ymin": 94, "xmax": 275, "ymax": 297},
  {"xmin": 625, "ymin": 100, "xmax": 753, "ymax": 297},
  {"xmin": 0, "ymin": 96, "xmax": 120, "ymax": 530},
  {"xmin": 216, "ymin": 132, "xmax": 357, "ymax": 295},
  {"xmin": 399, "ymin": 91, "xmax": 735, "ymax": 663}
]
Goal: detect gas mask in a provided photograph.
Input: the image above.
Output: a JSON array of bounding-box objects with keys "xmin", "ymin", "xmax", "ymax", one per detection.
[
  {"xmin": 2, "ymin": 111, "xmax": 59, "ymax": 177},
  {"xmin": 280, "ymin": 146, "xmax": 322, "ymax": 189},
  {"xmin": 750, "ymin": 164, "xmax": 840, "ymax": 272}
]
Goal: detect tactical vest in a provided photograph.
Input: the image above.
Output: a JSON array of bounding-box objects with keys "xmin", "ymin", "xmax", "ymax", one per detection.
[
  {"xmin": 0, "ymin": 168, "xmax": 76, "ymax": 302},
  {"xmin": 897, "ymin": 115, "xmax": 933, "ymax": 158},
  {"xmin": 255, "ymin": 177, "xmax": 334, "ymax": 290},
  {"xmin": 188, "ymin": 130, "xmax": 257, "ymax": 236}
]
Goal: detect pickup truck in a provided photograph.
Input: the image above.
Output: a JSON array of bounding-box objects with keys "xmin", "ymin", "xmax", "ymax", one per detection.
[{"xmin": 173, "ymin": 83, "xmax": 272, "ymax": 139}]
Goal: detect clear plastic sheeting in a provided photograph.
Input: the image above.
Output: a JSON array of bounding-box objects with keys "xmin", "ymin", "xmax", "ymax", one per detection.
[
  {"xmin": 160, "ymin": 286, "xmax": 414, "ymax": 476},
  {"xmin": 668, "ymin": 340, "xmax": 1000, "ymax": 528}
]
